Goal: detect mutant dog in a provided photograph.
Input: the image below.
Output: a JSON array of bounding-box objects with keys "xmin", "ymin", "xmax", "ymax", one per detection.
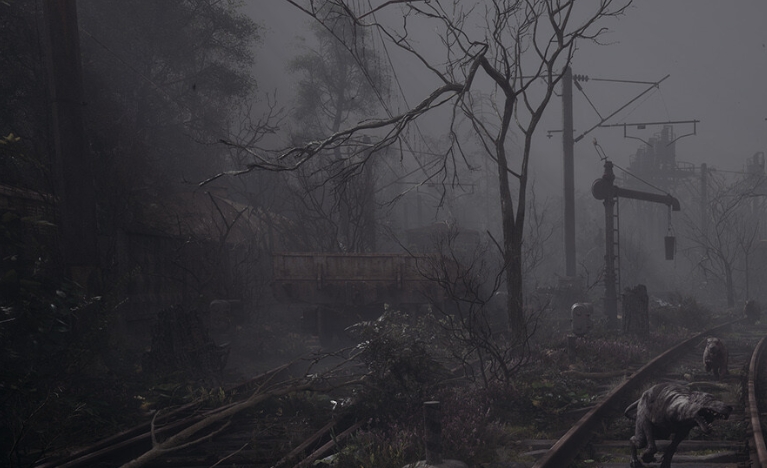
[
  {"xmin": 703, "ymin": 337, "xmax": 729, "ymax": 379},
  {"xmin": 624, "ymin": 382, "xmax": 732, "ymax": 468}
]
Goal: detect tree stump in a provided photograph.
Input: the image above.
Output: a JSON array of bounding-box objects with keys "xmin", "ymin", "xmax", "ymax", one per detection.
[{"xmin": 745, "ymin": 299, "xmax": 760, "ymax": 325}]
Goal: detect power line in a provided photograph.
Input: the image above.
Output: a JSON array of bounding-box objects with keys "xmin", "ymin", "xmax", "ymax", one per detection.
[
  {"xmin": 612, "ymin": 161, "xmax": 673, "ymax": 197},
  {"xmin": 357, "ymin": 0, "xmax": 452, "ymax": 187}
]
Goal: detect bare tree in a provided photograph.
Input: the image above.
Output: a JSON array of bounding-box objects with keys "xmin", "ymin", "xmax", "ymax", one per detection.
[
  {"xmin": 522, "ymin": 187, "xmax": 556, "ymax": 284},
  {"xmin": 284, "ymin": 7, "xmax": 389, "ymax": 252},
  {"xmin": 412, "ymin": 224, "xmax": 536, "ymax": 387},
  {"xmin": 682, "ymin": 171, "xmax": 767, "ymax": 307},
  {"xmin": 216, "ymin": 0, "xmax": 631, "ymax": 337}
]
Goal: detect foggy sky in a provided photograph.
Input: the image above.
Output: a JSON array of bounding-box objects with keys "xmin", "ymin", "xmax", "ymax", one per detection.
[
  {"xmin": 250, "ymin": 1, "xmax": 767, "ymax": 198},
  {"xmin": 552, "ymin": 1, "xmax": 767, "ymax": 180}
]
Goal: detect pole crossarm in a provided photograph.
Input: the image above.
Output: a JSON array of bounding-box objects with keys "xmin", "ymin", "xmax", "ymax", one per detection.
[
  {"xmin": 599, "ymin": 119, "xmax": 700, "ymax": 129},
  {"xmin": 574, "ymin": 74, "xmax": 670, "ymax": 143}
]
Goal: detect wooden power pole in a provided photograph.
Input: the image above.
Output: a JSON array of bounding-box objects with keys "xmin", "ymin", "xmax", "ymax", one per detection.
[{"xmin": 562, "ymin": 67, "xmax": 576, "ymax": 278}]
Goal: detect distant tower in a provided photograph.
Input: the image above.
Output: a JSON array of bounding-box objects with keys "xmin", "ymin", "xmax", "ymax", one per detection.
[
  {"xmin": 619, "ymin": 125, "xmax": 694, "ymax": 286},
  {"xmin": 625, "ymin": 125, "xmax": 688, "ymax": 192}
]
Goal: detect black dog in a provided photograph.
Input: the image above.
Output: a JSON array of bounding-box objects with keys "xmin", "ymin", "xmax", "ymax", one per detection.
[{"xmin": 624, "ymin": 382, "xmax": 732, "ymax": 468}]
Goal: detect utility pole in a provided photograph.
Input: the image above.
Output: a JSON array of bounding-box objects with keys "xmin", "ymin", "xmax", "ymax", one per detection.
[
  {"xmin": 700, "ymin": 163, "xmax": 708, "ymax": 240},
  {"xmin": 556, "ymin": 72, "xmax": 671, "ymax": 280},
  {"xmin": 43, "ymin": 0, "xmax": 99, "ymax": 286},
  {"xmin": 562, "ymin": 67, "xmax": 576, "ymax": 277}
]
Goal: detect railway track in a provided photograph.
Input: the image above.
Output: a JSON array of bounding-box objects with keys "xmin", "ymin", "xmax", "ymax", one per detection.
[
  {"xmin": 533, "ymin": 318, "xmax": 767, "ymax": 467},
  {"xmin": 32, "ymin": 360, "xmax": 361, "ymax": 468},
  {"xmin": 34, "ymin": 318, "xmax": 767, "ymax": 468}
]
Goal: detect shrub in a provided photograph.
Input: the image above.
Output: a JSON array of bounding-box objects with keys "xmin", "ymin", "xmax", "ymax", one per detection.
[
  {"xmin": 437, "ymin": 386, "xmax": 506, "ymax": 463},
  {"xmin": 572, "ymin": 335, "xmax": 649, "ymax": 372},
  {"xmin": 326, "ymin": 424, "xmax": 421, "ymax": 468},
  {"xmin": 650, "ymin": 294, "xmax": 713, "ymax": 331},
  {"xmin": 347, "ymin": 309, "xmax": 450, "ymax": 423}
]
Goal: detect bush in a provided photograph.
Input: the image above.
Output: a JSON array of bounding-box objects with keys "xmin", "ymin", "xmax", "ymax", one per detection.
[
  {"xmin": 573, "ymin": 335, "xmax": 649, "ymax": 372},
  {"xmin": 326, "ymin": 424, "xmax": 421, "ymax": 468},
  {"xmin": 323, "ymin": 384, "xmax": 506, "ymax": 467},
  {"xmin": 0, "ymin": 279, "xmax": 140, "ymax": 467},
  {"xmin": 347, "ymin": 309, "xmax": 450, "ymax": 423},
  {"xmin": 437, "ymin": 386, "xmax": 506, "ymax": 463},
  {"xmin": 0, "ymin": 209, "xmax": 141, "ymax": 467},
  {"xmin": 650, "ymin": 294, "xmax": 713, "ymax": 331}
]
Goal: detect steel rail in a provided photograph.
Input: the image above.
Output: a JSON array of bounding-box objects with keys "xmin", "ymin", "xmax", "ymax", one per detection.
[
  {"xmin": 532, "ymin": 318, "xmax": 743, "ymax": 468},
  {"xmin": 749, "ymin": 335, "xmax": 767, "ymax": 467}
]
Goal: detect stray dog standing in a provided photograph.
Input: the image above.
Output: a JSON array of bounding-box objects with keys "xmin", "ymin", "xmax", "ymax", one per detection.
[
  {"xmin": 624, "ymin": 382, "xmax": 732, "ymax": 468},
  {"xmin": 703, "ymin": 337, "xmax": 729, "ymax": 379}
]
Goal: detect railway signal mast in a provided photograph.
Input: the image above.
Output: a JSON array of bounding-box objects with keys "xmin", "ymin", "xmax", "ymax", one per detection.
[{"xmin": 591, "ymin": 157, "xmax": 680, "ymax": 326}]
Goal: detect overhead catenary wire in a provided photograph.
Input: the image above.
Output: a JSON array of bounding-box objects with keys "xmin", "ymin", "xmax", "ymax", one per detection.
[
  {"xmin": 575, "ymin": 76, "xmax": 665, "ymax": 129},
  {"xmin": 657, "ymin": 86, "xmax": 672, "ymax": 122},
  {"xmin": 593, "ymin": 140, "xmax": 674, "ymax": 197},
  {"xmin": 613, "ymin": 161, "xmax": 675, "ymax": 198}
]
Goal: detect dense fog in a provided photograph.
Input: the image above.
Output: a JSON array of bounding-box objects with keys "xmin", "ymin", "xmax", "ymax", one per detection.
[{"xmin": 1, "ymin": 1, "xmax": 766, "ymax": 466}]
